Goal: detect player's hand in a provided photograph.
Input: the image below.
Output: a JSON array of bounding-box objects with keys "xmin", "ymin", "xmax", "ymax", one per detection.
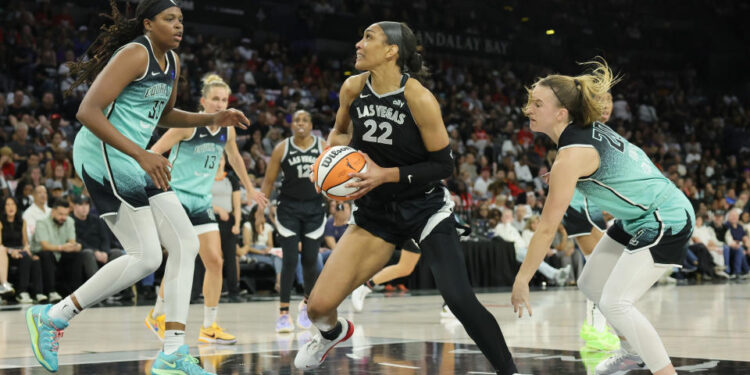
[
  {"xmin": 511, "ymin": 279, "xmax": 532, "ymax": 318},
  {"xmin": 232, "ymin": 224, "xmax": 240, "ymax": 235},
  {"xmin": 345, "ymin": 153, "xmax": 389, "ymax": 200},
  {"xmin": 215, "ymin": 207, "xmax": 230, "ymax": 221},
  {"xmin": 136, "ymin": 150, "xmax": 172, "ymax": 191},
  {"xmin": 213, "ymin": 109, "xmax": 249, "ymax": 129},
  {"xmin": 250, "ymin": 190, "xmax": 269, "ymax": 209}
]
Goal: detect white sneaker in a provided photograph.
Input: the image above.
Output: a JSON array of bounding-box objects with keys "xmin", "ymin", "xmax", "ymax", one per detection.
[
  {"xmin": 48, "ymin": 292, "xmax": 63, "ymax": 303},
  {"xmin": 35, "ymin": 293, "xmax": 48, "ymax": 302},
  {"xmin": 440, "ymin": 304, "xmax": 456, "ymax": 319},
  {"xmin": 595, "ymin": 350, "xmax": 645, "ymax": 374},
  {"xmin": 555, "ymin": 265, "xmax": 572, "ymax": 286},
  {"xmin": 0, "ymin": 282, "xmax": 14, "ymax": 295},
  {"xmin": 16, "ymin": 292, "xmax": 33, "ymax": 304},
  {"xmin": 351, "ymin": 285, "xmax": 371, "ymax": 313},
  {"xmin": 294, "ymin": 318, "xmax": 354, "ymax": 369}
]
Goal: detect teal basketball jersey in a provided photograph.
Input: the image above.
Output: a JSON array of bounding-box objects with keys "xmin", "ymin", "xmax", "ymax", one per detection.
[
  {"xmin": 168, "ymin": 126, "xmax": 228, "ymax": 212},
  {"xmin": 558, "ymin": 122, "xmax": 694, "ymax": 235},
  {"xmin": 73, "ymin": 35, "xmax": 176, "ymax": 212}
]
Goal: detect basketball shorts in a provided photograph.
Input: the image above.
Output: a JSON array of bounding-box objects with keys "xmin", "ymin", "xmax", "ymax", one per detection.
[
  {"xmin": 562, "ymin": 200, "xmax": 606, "ymax": 238},
  {"xmin": 275, "ymin": 198, "xmax": 327, "ymax": 240},
  {"xmin": 351, "ymin": 184, "xmax": 454, "ymax": 249}
]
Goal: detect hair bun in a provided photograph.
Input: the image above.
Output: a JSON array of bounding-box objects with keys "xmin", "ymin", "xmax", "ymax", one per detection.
[{"xmin": 202, "ymin": 73, "xmax": 224, "ymax": 85}]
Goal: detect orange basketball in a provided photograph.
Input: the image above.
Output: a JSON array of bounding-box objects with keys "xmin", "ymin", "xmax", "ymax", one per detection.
[{"xmin": 312, "ymin": 146, "xmax": 368, "ymax": 201}]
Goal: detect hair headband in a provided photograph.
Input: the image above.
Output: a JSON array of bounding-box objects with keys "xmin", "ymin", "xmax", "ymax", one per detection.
[{"xmin": 143, "ymin": 0, "xmax": 179, "ymax": 20}]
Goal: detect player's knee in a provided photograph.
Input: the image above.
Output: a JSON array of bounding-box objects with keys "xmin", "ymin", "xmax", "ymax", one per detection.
[
  {"xmin": 140, "ymin": 245, "xmax": 163, "ymax": 273},
  {"xmin": 577, "ymin": 272, "xmax": 598, "ymax": 303},
  {"xmin": 305, "ymin": 298, "xmax": 329, "ymax": 321},
  {"xmin": 202, "ymin": 248, "xmax": 223, "ymax": 273},
  {"xmin": 184, "ymin": 235, "xmax": 200, "ymax": 257},
  {"xmin": 597, "ymin": 293, "xmax": 628, "ymax": 318}
]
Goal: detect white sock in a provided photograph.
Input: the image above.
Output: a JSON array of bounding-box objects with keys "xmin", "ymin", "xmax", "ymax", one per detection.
[
  {"xmin": 163, "ymin": 330, "xmax": 185, "ymax": 355},
  {"xmin": 585, "ymin": 299, "xmax": 594, "ymax": 326},
  {"xmin": 592, "ymin": 304, "xmax": 608, "ymax": 333},
  {"xmin": 47, "ymin": 296, "xmax": 80, "ymax": 323},
  {"xmin": 153, "ymin": 296, "xmax": 165, "ymax": 317},
  {"xmin": 203, "ymin": 306, "xmax": 218, "ymax": 328}
]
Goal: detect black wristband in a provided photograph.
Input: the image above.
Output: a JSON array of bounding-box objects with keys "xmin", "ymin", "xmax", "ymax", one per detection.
[{"xmin": 398, "ymin": 145, "xmax": 453, "ymax": 185}]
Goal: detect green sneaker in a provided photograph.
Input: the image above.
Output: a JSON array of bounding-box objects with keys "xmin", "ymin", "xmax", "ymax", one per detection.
[
  {"xmin": 579, "ymin": 323, "xmax": 598, "ymax": 342},
  {"xmin": 585, "ymin": 327, "xmax": 620, "ymax": 352},
  {"xmin": 151, "ymin": 345, "xmax": 214, "ymax": 375},
  {"xmin": 579, "ymin": 346, "xmax": 612, "ymax": 374}
]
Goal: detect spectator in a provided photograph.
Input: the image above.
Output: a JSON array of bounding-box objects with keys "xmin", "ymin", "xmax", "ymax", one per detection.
[
  {"xmin": 724, "ymin": 208, "xmax": 750, "ymax": 277},
  {"xmin": 1, "ymin": 196, "xmax": 43, "ymax": 303},
  {"xmin": 494, "ymin": 209, "xmax": 569, "ymax": 285},
  {"xmin": 512, "ymin": 204, "xmax": 529, "ymax": 233},
  {"xmin": 692, "ymin": 214, "xmax": 730, "ymax": 274},
  {"xmin": 473, "ymin": 167, "xmax": 493, "ymax": 199},
  {"xmin": 71, "ymin": 195, "xmax": 123, "ymax": 280},
  {"xmin": 31, "ymin": 198, "xmax": 87, "ymax": 301},
  {"xmin": 239, "ymin": 206, "xmax": 282, "ymax": 293},
  {"xmin": 22, "ymin": 185, "xmax": 50, "ymax": 238}
]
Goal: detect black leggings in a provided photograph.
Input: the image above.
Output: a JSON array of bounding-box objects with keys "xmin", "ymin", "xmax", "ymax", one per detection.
[
  {"xmin": 279, "ymin": 235, "xmax": 320, "ymax": 304},
  {"xmin": 10, "ymin": 251, "xmax": 42, "ymax": 294},
  {"xmin": 420, "ymin": 218, "xmax": 518, "ymax": 375}
]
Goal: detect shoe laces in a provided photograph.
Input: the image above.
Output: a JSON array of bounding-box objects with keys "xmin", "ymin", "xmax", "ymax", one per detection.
[
  {"xmin": 47, "ymin": 323, "xmax": 65, "ymax": 353},
  {"xmin": 178, "ymin": 353, "xmax": 206, "ymax": 375},
  {"xmin": 307, "ymin": 334, "xmax": 327, "ymax": 353}
]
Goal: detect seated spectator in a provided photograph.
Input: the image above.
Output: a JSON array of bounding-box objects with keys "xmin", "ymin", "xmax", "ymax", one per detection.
[
  {"xmin": 22, "ymin": 185, "xmax": 51, "ymax": 238},
  {"xmin": 512, "ymin": 204, "xmax": 529, "ymax": 233},
  {"xmin": 1, "ymin": 196, "xmax": 43, "ymax": 303},
  {"xmin": 724, "ymin": 208, "xmax": 750, "ymax": 278},
  {"xmin": 494, "ymin": 209, "xmax": 570, "ymax": 285},
  {"xmin": 31, "ymin": 198, "xmax": 89, "ymax": 301},
  {"xmin": 322, "ymin": 202, "xmax": 350, "ymax": 263},
  {"xmin": 71, "ymin": 195, "xmax": 124, "ymax": 280},
  {"xmin": 691, "ymin": 214, "xmax": 731, "ymax": 278},
  {"xmin": 239, "ymin": 206, "xmax": 282, "ymax": 292},
  {"xmin": 473, "ymin": 167, "xmax": 493, "ymax": 200}
]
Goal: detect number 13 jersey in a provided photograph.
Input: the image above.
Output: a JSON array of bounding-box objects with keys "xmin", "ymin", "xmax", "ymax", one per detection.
[{"xmin": 350, "ymin": 73, "xmax": 430, "ymax": 201}]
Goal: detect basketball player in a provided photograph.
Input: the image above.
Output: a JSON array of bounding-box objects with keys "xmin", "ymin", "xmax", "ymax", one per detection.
[
  {"xmin": 261, "ymin": 110, "xmax": 326, "ymax": 333},
  {"xmin": 511, "ymin": 59, "xmax": 694, "ymax": 375},
  {"xmin": 350, "ymin": 239, "xmax": 421, "ymax": 312},
  {"xmin": 294, "ymin": 22, "xmax": 520, "ymax": 375},
  {"xmin": 145, "ymin": 74, "xmax": 267, "ymax": 345},
  {"xmin": 566, "ymin": 91, "xmax": 619, "ymax": 351},
  {"xmin": 25, "ymin": 1, "xmax": 247, "ymax": 374}
]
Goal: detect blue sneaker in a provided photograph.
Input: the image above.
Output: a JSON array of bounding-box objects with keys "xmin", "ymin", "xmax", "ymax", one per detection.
[
  {"xmin": 297, "ymin": 302, "xmax": 312, "ymax": 329},
  {"xmin": 275, "ymin": 313, "xmax": 294, "ymax": 333},
  {"xmin": 25, "ymin": 304, "xmax": 68, "ymax": 372},
  {"xmin": 151, "ymin": 345, "xmax": 214, "ymax": 375}
]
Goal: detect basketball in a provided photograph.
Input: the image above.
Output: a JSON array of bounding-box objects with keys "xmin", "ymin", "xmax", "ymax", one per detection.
[{"xmin": 312, "ymin": 146, "xmax": 368, "ymax": 201}]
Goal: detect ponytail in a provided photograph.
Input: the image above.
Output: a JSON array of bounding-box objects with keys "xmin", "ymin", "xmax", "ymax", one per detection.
[
  {"xmin": 64, "ymin": 0, "xmax": 167, "ymax": 97},
  {"xmin": 528, "ymin": 57, "xmax": 621, "ymax": 126},
  {"xmin": 377, "ymin": 21, "xmax": 430, "ymax": 83}
]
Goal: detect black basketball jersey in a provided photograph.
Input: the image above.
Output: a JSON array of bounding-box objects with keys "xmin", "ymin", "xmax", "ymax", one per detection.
[
  {"xmin": 349, "ymin": 74, "xmax": 431, "ymax": 201},
  {"xmin": 279, "ymin": 136, "xmax": 323, "ymax": 201}
]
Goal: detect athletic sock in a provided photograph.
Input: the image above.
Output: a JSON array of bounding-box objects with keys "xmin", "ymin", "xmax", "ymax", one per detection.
[
  {"xmin": 203, "ymin": 306, "xmax": 218, "ymax": 328},
  {"xmin": 163, "ymin": 330, "xmax": 185, "ymax": 355},
  {"xmin": 320, "ymin": 321, "xmax": 342, "ymax": 341},
  {"xmin": 585, "ymin": 299, "xmax": 594, "ymax": 326},
  {"xmin": 48, "ymin": 296, "xmax": 80, "ymax": 323},
  {"xmin": 365, "ymin": 279, "xmax": 376, "ymax": 290}
]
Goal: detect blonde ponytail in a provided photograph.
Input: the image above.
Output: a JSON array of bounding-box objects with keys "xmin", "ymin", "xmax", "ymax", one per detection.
[
  {"xmin": 529, "ymin": 57, "xmax": 621, "ymax": 126},
  {"xmin": 198, "ymin": 73, "xmax": 231, "ymax": 111}
]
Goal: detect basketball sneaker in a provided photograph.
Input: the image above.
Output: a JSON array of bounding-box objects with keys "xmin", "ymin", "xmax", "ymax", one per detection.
[
  {"xmin": 580, "ymin": 323, "xmax": 619, "ymax": 352},
  {"xmin": 151, "ymin": 345, "xmax": 214, "ymax": 375},
  {"xmin": 145, "ymin": 309, "xmax": 166, "ymax": 341},
  {"xmin": 351, "ymin": 285, "xmax": 371, "ymax": 312},
  {"xmin": 294, "ymin": 318, "xmax": 354, "ymax": 369},
  {"xmin": 276, "ymin": 313, "xmax": 294, "ymax": 333},
  {"xmin": 198, "ymin": 323, "xmax": 237, "ymax": 345},
  {"xmin": 26, "ymin": 304, "xmax": 68, "ymax": 372},
  {"xmin": 595, "ymin": 349, "xmax": 645, "ymax": 374},
  {"xmin": 297, "ymin": 301, "xmax": 312, "ymax": 329},
  {"xmin": 580, "ymin": 346, "xmax": 613, "ymax": 374}
]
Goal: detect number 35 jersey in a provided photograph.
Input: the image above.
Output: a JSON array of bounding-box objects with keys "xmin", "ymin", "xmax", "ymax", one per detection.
[
  {"xmin": 73, "ymin": 35, "xmax": 175, "ymax": 201},
  {"xmin": 350, "ymin": 73, "xmax": 432, "ymax": 201},
  {"xmin": 168, "ymin": 127, "xmax": 227, "ymax": 212},
  {"xmin": 558, "ymin": 122, "xmax": 694, "ymax": 236}
]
